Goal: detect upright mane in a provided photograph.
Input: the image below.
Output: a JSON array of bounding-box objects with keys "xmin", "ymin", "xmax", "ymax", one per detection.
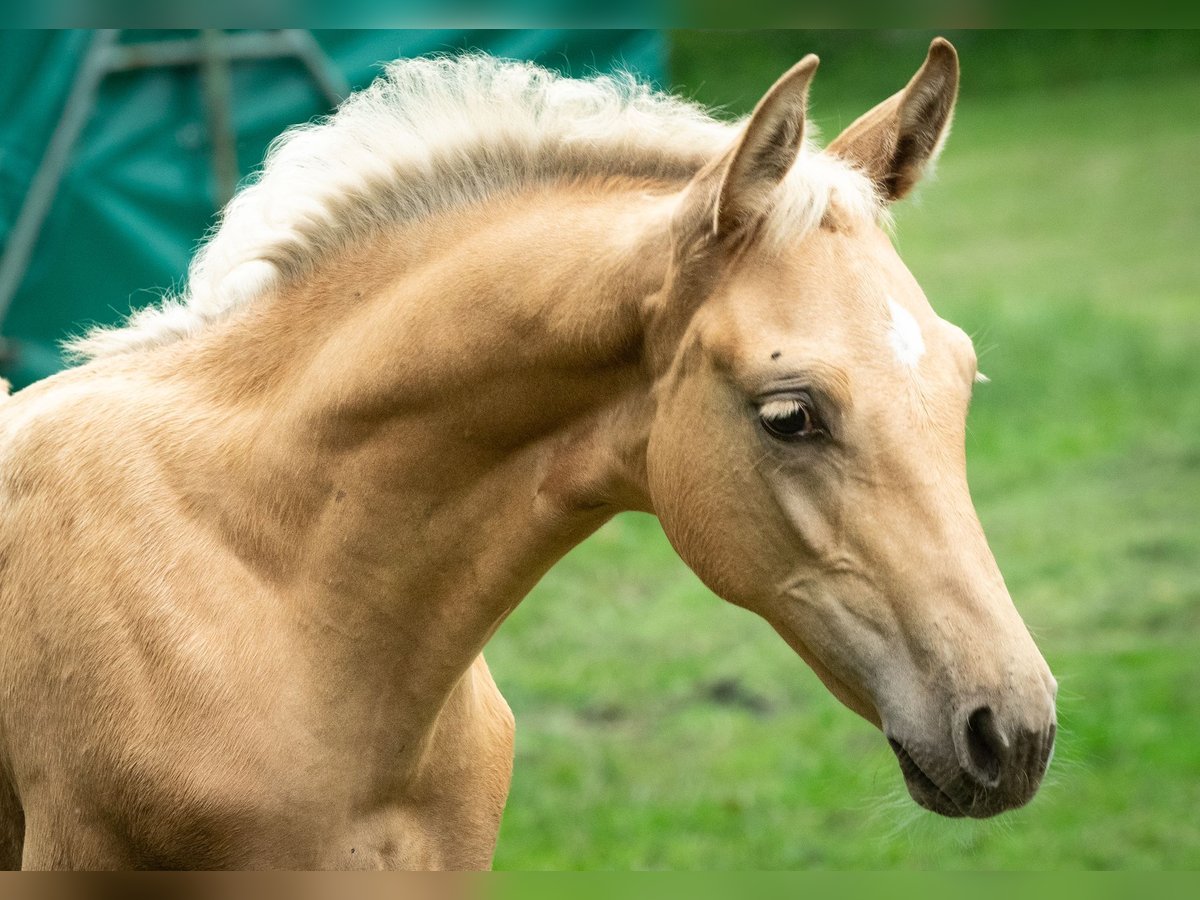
[{"xmin": 67, "ymin": 54, "xmax": 879, "ymax": 361}]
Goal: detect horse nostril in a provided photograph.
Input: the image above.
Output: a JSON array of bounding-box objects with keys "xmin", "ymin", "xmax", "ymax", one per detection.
[{"xmin": 964, "ymin": 706, "xmax": 1007, "ymax": 786}]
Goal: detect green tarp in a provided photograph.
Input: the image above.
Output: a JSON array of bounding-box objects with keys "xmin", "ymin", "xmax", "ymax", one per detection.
[{"xmin": 0, "ymin": 29, "xmax": 665, "ymax": 387}]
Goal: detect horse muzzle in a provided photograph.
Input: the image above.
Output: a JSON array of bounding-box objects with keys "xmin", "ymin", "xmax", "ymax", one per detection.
[{"xmin": 886, "ymin": 699, "xmax": 1057, "ymax": 818}]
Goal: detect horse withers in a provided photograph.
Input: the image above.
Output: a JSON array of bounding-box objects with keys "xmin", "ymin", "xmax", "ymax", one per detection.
[{"xmin": 0, "ymin": 39, "xmax": 1056, "ymax": 868}]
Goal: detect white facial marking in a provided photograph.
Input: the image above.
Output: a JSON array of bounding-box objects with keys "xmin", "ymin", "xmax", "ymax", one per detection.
[{"xmin": 887, "ymin": 296, "xmax": 926, "ymax": 369}]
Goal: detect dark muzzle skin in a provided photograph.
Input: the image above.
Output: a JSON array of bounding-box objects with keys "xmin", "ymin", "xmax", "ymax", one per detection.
[
  {"xmin": 854, "ymin": 485, "xmax": 1060, "ymax": 818},
  {"xmin": 763, "ymin": 559, "xmax": 1059, "ymax": 819},
  {"xmin": 888, "ymin": 699, "xmax": 1057, "ymax": 818}
]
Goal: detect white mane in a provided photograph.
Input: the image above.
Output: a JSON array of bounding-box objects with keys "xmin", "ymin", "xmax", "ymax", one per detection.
[{"xmin": 67, "ymin": 54, "xmax": 879, "ymax": 361}]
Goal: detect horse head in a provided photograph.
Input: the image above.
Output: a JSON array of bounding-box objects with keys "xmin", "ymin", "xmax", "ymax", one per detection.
[{"xmin": 643, "ymin": 39, "xmax": 1056, "ymax": 818}]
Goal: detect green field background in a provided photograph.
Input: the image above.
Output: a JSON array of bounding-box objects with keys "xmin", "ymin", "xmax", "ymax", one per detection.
[{"xmin": 486, "ymin": 31, "xmax": 1200, "ymax": 869}]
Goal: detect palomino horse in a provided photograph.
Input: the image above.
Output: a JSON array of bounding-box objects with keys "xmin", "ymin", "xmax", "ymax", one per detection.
[{"xmin": 0, "ymin": 39, "xmax": 1057, "ymax": 869}]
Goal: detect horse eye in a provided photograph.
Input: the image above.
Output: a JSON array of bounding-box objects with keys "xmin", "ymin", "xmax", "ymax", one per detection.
[{"xmin": 759, "ymin": 397, "xmax": 821, "ymax": 440}]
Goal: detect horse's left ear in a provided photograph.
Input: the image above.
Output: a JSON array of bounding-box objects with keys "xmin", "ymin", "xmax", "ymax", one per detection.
[
  {"xmin": 676, "ymin": 54, "xmax": 818, "ymax": 243},
  {"xmin": 712, "ymin": 54, "xmax": 819, "ymax": 236},
  {"xmin": 827, "ymin": 37, "xmax": 959, "ymax": 201}
]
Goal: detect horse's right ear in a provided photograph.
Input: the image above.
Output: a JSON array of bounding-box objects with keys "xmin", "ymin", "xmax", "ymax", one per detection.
[
  {"xmin": 826, "ymin": 37, "xmax": 959, "ymax": 202},
  {"xmin": 677, "ymin": 54, "xmax": 819, "ymax": 245}
]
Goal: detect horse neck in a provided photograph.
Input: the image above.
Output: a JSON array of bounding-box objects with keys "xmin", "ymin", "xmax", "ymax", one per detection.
[{"xmin": 161, "ymin": 179, "xmax": 676, "ymax": 718}]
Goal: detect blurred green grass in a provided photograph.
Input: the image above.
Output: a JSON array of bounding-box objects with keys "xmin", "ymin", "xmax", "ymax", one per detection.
[{"xmin": 487, "ymin": 31, "xmax": 1200, "ymax": 868}]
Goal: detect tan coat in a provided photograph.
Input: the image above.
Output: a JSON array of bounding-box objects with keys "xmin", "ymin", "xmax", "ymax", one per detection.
[{"xmin": 0, "ymin": 40, "xmax": 1055, "ymax": 869}]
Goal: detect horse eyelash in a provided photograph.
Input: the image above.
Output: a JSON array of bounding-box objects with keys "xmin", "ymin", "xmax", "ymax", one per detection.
[{"xmin": 760, "ymin": 398, "xmax": 805, "ymax": 419}]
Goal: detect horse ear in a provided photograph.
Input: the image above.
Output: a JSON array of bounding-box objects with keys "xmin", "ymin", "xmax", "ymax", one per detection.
[
  {"xmin": 826, "ymin": 37, "xmax": 959, "ymax": 202},
  {"xmin": 688, "ymin": 54, "xmax": 819, "ymax": 240}
]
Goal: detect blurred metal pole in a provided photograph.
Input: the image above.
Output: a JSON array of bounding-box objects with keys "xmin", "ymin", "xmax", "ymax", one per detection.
[
  {"xmin": 199, "ymin": 29, "xmax": 239, "ymax": 207},
  {"xmin": 0, "ymin": 29, "xmax": 348, "ymax": 353},
  {"xmin": 282, "ymin": 30, "xmax": 350, "ymax": 108},
  {"xmin": 0, "ymin": 29, "xmax": 119, "ymax": 340}
]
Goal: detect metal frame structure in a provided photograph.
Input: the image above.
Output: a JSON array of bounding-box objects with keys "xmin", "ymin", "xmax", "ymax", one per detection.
[{"xmin": 0, "ymin": 29, "xmax": 349, "ymax": 358}]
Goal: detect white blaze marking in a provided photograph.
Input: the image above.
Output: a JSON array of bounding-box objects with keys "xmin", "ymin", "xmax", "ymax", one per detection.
[{"xmin": 887, "ymin": 296, "xmax": 926, "ymax": 369}]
